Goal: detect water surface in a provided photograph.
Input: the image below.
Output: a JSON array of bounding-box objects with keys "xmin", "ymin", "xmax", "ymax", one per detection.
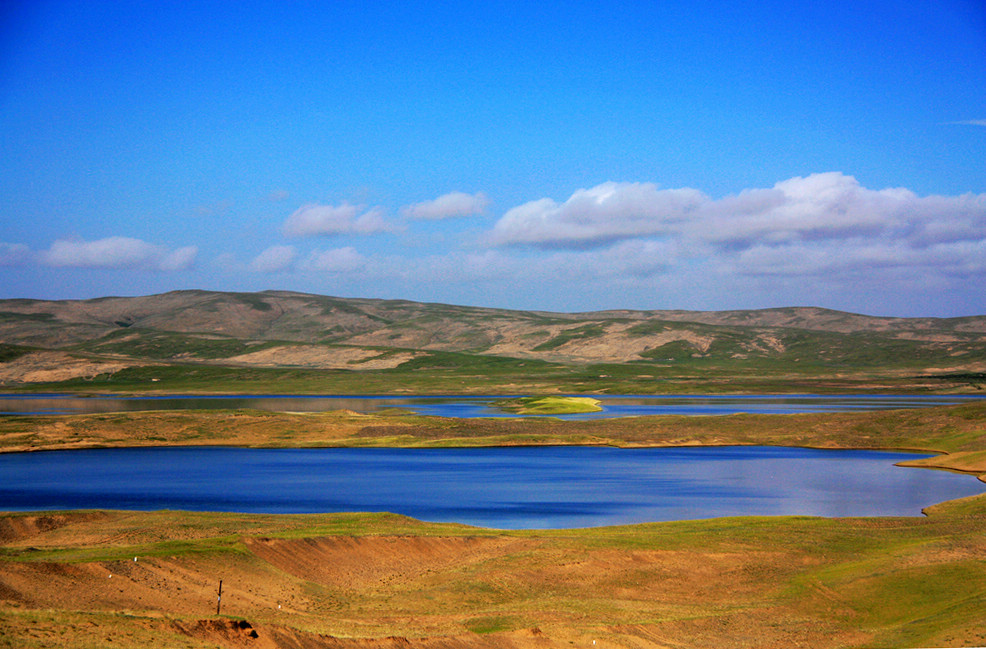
[
  {"xmin": 2, "ymin": 446, "xmax": 982, "ymax": 529},
  {"xmin": 2, "ymin": 393, "xmax": 982, "ymax": 418}
]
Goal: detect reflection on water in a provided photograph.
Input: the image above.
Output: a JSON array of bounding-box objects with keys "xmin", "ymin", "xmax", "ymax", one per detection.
[
  {"xmin": 1, "ymin": 446, "xmax": 983, "ymax": 529},
  {"xmin": 1, "ymin": 393, "xmax": 984, "ymax": 418}
]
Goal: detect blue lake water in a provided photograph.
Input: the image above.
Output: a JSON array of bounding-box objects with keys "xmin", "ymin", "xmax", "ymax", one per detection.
[
  {"xmin": 1, "ymin": 446, "xmax": 983, "ymax": 529},
  {"xmin": 1, "ymin": 393, "xmax": 983, "ymax": 418}
]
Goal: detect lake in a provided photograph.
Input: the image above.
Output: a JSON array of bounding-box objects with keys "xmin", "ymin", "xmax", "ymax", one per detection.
[
  {"xmin": 2, "ymin": 446, "xmax": 983, "ymax": 529},
  {"xmin": 2, "ymin": 393, "xmax": 983, "ymax": 418}
]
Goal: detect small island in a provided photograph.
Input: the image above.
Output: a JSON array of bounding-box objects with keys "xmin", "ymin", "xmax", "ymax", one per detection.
[{"xmin": 496, "ymin": 395, "xmax": 603, "ymax": 415}]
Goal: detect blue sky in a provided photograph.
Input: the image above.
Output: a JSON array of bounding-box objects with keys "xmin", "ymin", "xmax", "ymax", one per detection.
[{"xmin": 2, "ymin": 0, "xmax": 985, "ymax": 316}]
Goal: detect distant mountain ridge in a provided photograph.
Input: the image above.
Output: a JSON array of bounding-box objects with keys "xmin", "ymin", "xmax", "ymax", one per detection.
[{"xmin": 1, "ymin": 290, "xmax": 984, "ymax": 385}]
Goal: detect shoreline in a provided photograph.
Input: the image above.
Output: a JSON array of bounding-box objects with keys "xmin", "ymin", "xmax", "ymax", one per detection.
[
  {"xmin": 3, "ymin": 402, "xmax": 986, "ymax": 648},
  {"xmin": 1, "ymin": 401, "xmax": 985, "ymax": 476}
]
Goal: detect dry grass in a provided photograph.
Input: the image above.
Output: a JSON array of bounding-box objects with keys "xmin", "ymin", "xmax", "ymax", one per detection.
[
  {"xmin": 3, "ymin": 402, "xmax": 986, "ymax": 647},
  {"xmin": 3, "ymin": 402, "xmax": 986, "ymax": 477},
  {"xmin": 2, "ymin": 499, "xmax": 986, "ymax": 648}
]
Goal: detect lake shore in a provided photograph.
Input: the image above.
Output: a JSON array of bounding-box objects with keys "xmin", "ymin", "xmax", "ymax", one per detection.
[
  {"xmin": 3, "ymin": 400, "xmax": 986, "ymax": 479},
  {"xmin": 2, "ymin": 402, "xmax": 986, "ymax": 647}
]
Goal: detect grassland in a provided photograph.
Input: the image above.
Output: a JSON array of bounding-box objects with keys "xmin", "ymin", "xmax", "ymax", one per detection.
[
  {"xmin": 3, "ymin": 291, "xmax": 986, "ymax": 646},
  {"xmin": 2, "ymin": 493, "xmax": 986, "ymax": 649},
  {"xmin": 1, "ymin": 405, "xmax": 986, "ymax": 647},
  {"xmin": 6, "ymin": 354, "xmax": 983, "ymax": 397}
]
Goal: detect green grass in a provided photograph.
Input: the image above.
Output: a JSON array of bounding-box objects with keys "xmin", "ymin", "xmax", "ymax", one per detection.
[
  {"xmin": 387, "ymin": 350, "xmax": 552, "ymax": 372},
  {"xmin": 465, "ymin": 615, "xmax": 516, "ymax": 634},
  {"xmin": 0, "ymin": 311, "xmax": 56, "ymax": 323},
  {"xmin": 75, "ymin": 330, "xmax": 287, "ymax": 360},
  {"xmin": 233, "ymin": 292, "xmax": 272, "ymax": 312},
  {"xmin": 496, "ymin": 395, "xmax": 603, "ymax": 415},
  {"xmin": 0, "ymin": 535, "xmax": 246, "ymax": 564},
  {"xmin": 639, "ymin": 339, "xmax": 700, "ymax": 361},
  {"xmin": 0, "ymin": 343, "xmax": 31, "ymax": 362},
  {"xmin": 10, "ymin": 358, "xmax": 981, "ymax": 398},
  {"xmin": 532, "ymin": 324, "xmax": 607, "ymax": 351}
]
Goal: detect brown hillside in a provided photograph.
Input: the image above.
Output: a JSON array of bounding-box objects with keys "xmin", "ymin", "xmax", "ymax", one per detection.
[{"xmin": 1, "ymin": 290, "xmax": 984, "ymax": 385}]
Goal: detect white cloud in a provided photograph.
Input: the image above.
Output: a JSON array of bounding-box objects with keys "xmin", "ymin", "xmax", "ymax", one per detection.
[
  {"xmin": 730, "ymin": 236, "xmax": 986, "ymax": 279},
  {"xmin": 0, "ymin": 242, "xmax": 31, "ymax": 266},
  {"xmin": 40, "ymin": 237, "xmax": 197, "ymax": 271},
  {"xmin": 250, "ymin": 245, "xmax": 297, "ymax": 273},
  {"xmin": 398, "ymin": 239, "xmax": 683, "ymax": 291},
  {"xmin": 281, "ymin": 203, "xmax": 394, "ymax": 237},
  {"xmin": 489, "ymin": 173, "xmax": 986, "ymax": 254},
  {"xmin": 490, "ymin": 181, "xmax": 706, "ymax": 247},
  {"xmin": 475, "ymin": 173, "xmax": 986, "ymax": 313},
  {"xmin": 697, "ymin": 172, "xmax": 912, "ymax": 246},
  {"xmin": 895, "ymin": 192, "xmax": 986, "ymax": 246},
  {"xmin": 300, "ymin": 247, "xmax": 365, "ymax": 273},
  {"xmin": 705, "ymin": 174, "xmax": 986, "ymax": 252},
  {"xmin": 402, "ymin": 191, "xmax": 490, "ymax": 220}
]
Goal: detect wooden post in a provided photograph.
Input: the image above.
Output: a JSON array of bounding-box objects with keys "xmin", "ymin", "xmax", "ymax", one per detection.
[{"xmin": 216, "ymin": 579, "xmax": 223, "ymax": 615}]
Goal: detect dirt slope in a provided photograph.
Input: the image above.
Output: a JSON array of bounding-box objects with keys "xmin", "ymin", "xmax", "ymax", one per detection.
[{"xmin": 5, "ymin": 506, "xmax": 986, "ymax": 649}]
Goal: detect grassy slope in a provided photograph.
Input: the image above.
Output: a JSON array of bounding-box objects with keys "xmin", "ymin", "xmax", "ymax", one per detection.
[
  {"xmin": 8, "ymin": 356, "xmax": 984, "ymax": 395},
  {"xmin": 2, "ymin": 497, "xmax": 986, "ymax": 648},
  {"xmin": 3, "ymin": 291, "xmax": 986, "ymax": 395}
]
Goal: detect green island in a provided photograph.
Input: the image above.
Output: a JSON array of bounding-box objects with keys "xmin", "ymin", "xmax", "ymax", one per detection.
[
  {"xmin": 494, "ymin": 395, "xmax": 603, "ymax": 415},
  {"xmin": 2, "ymin": 291, "xmax": 986, "ymax": 648}
]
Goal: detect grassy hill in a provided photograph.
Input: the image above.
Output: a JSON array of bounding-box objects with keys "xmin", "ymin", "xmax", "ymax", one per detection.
[{"xmin": 1, "ymin": 290, "xmax": 984, "ymax": 394}]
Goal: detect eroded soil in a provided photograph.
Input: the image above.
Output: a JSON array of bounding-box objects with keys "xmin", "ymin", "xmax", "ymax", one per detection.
[{"xmin": 3, "ymin": 506, "xmax": 986, "ymax": 649}]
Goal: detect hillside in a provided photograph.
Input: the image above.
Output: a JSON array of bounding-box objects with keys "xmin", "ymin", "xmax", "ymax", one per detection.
[{"xmin": 1, "ymin": 290, "xmax": 984, "ymax": 393}]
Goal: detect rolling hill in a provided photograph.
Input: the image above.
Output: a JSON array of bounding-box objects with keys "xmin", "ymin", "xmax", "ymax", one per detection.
[{"xmin": 1, "ymin": 290, "xmax": 984, "ymax": 392}]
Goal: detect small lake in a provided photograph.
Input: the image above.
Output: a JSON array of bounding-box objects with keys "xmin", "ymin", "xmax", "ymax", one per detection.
[
  {"xmin": 2, "ymin": 393, "xmax": 983, "ymax": 418},
  {"xmin": 2, "ymin": 446, "xmax": 983, "ymax": 529}
]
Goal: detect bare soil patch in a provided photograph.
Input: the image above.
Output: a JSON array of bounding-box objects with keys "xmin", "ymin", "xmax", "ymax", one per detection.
[
  {"xmin": 0, "ymin": 351, "xmax": 139, "ymax": 383},
  {"xmin": 226, "ymin": 345, "xmax": 421, "ymax": 370},
  {"xmin": 244, "ymin": 536, "xmax": 531, "ymax": 592},
  {"xmin": 0, "ymin": 511, "xmax": 111, "ymax": 543}
]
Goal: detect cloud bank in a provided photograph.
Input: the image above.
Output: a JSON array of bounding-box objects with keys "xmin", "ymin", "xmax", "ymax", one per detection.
[
  {"xmin": 487, "ymin": 172, "xmax": 986, "ymax": 280},
  {"xmin": 9, "ymin": 173, "xmax": 983, "ymax": 316},
  {"xmin": 225, "ymin": 173, "xmax": 985, "ymax": 314},
  {"xmin": 40, "ymin": 237, "xmax": 197, "ymax": 271}
]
